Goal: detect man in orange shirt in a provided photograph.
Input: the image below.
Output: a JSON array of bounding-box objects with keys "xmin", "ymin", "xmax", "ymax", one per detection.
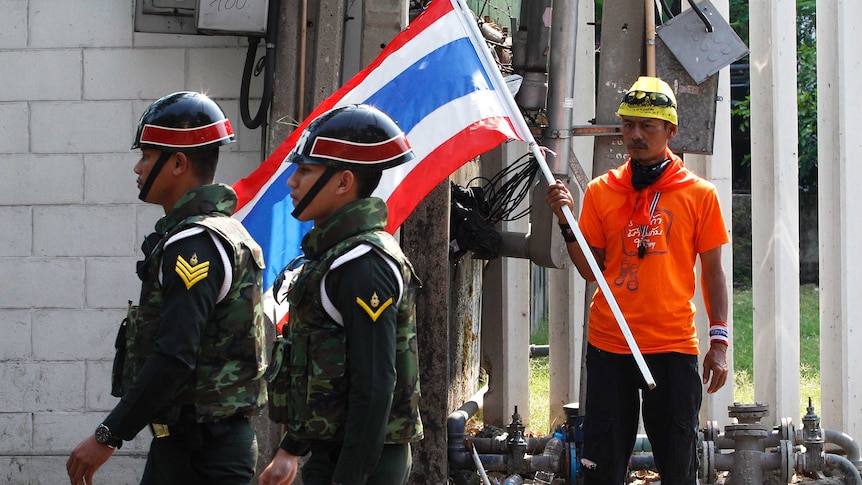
[{"xmin": 546, "ymin": 76, "xmax": 729, "ymax": 485}]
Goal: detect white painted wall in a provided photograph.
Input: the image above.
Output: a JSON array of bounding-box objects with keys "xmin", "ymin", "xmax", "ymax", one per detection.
[{"xmin": 0, "ymin": 1, "xmax": 267, "ymax": 482}]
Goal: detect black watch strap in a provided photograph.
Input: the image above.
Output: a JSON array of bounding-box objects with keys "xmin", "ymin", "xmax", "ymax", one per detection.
[{"xmin": 95, "ymin": 424, "xmax": 123, "ymax": 449}]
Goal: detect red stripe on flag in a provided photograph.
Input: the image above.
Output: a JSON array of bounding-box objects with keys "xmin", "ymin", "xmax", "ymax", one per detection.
[{"xmin": 384, "ymin": 115, "xmax": 518, "ymax": 232}]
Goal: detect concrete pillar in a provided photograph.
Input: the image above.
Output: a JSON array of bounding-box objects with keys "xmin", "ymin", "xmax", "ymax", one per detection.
[
  {"xmin": 481, "ymin": 142, "xmax": 532, "ymax": 429},
  {"xmin": 343, "ymin": 0, "xmax": 407, "ymax": 80},
  {"xmin": 269, "ymin": 0, "xmax": 302, "ymax": 139},
  {"xmin": 450, "ymin": 161, "xmax": 484, "ymax": 410},
  {"xmin": 816, "ymin": 0, "xmax": 862, "ymax": 438},
  {"xmin": 748, "ymin": 0, "xmax": 800, "ymax": 422},
  {"xmin": 547, "ymin": 254, "xmax": 588, "ymax": 432},
  {"xmin": 681, "ymin": 0, "xmax": 736, "ymax": 429},
  {"xmin": 402, "ymin": 181, "xmax": 452, "ymax": 484},
  {"xmin": 547, "ymin": 0, "xmax": 595, "ymax": 431}
]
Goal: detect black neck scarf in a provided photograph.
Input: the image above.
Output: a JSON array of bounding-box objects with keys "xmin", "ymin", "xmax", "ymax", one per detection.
[{"xmin": 630, "ymin": 158, "xmax": 672, "ymax": 191}]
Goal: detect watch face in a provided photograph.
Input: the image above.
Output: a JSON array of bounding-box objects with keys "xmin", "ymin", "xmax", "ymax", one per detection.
[{"xmin": 95, "ymin": 424, "xmax": 111, "ymax": 444}]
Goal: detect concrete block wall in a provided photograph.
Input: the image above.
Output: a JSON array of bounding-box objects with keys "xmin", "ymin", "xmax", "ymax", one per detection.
[{"xmin": 0, "ymin": 1, "xmax": 269, "ymax": 482}]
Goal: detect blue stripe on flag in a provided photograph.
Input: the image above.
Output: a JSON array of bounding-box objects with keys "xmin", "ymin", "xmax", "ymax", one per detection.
[
  {"xmin": 240, "ymin": 164, "xmax": 313, "ymax": 289},
  {"xmin": 364, "ymin": 38, "xmax": 494, "ymax": 133}
]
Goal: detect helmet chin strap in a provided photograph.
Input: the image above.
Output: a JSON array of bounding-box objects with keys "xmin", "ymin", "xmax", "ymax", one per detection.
[
  {"xmin": 138, "ymin": 151, "xmax": 172, "ymax": 202},
  {"xmin": 291, "ymin": 166, "xmax": 337, "ymax": 219}
]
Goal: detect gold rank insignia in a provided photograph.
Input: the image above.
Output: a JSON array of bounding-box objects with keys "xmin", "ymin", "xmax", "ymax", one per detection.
[
  {"xmin": 355, "ymin": 291, "xmax": 393, "ymax": 322},
  {"xmin": 175, "ymin": 253, "xmax": 210, "ymax": 290}
]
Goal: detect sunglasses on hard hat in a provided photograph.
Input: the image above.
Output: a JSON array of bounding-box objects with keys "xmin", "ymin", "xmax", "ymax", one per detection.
[{"xmin": 622, "ymin": 90, "xmax": 676, "ymax": 108}]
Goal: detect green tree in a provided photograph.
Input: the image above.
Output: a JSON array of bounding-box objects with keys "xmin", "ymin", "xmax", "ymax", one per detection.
[
  {"xmin": 730, "ymin": 0, "xmax": 818, "ymax": 191},
  {"xmin": 796, "ymin": 0, "xmax": 817, "ymax": 191}
]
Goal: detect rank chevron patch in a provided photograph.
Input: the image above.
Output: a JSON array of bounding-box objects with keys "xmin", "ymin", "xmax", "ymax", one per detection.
[
  {"xmin": 355, "ymin": 292, "xmax": 393, "ymax": 322},
  {"xmin": 175, "ymin": 253, "xmax": 210, "ymax": 290}
]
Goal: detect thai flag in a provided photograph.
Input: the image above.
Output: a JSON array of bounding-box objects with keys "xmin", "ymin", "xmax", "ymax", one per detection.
[{"xmin": 232, "ymin": 0, "xmax": 529, "ymax": 323}]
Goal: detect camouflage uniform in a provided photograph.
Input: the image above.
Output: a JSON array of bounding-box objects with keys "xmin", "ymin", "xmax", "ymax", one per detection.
[
  {"xmin": 268, "ymin": 197, "xmax": 423, "ymax": 484},
  {"xmin": 107, "ymin": 184, "xmax": 267, "ymax": 484}
]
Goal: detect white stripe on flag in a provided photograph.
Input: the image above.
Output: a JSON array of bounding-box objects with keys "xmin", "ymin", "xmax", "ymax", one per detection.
[{"xmin": 373, "ymin": 91, "xmax": 512, "ymax": 201}]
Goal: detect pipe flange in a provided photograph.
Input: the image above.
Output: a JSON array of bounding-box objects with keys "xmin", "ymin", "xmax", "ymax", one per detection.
[
  {"xmin": 728, "ymin": 402, "xmax": 770, "ymax": 424},
  {"xmin": 779, "ymin": 439, "xmax": 794, "ymax": 483},
  {"xmin": 703, "ymin": 420, "xmax": 720, "ymax": 443},
  {"xmin": 699, "ymin": 440, "xmax": 715, "ymax": 484},
  {"xmin": 779, "ymin": 417, "xmax": 795, "ymax": 441}
]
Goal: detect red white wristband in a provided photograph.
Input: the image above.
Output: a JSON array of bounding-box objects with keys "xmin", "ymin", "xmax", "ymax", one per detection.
[{"xmin": 709, "ymin": 321, "xmax": 729, "ymax": 346}]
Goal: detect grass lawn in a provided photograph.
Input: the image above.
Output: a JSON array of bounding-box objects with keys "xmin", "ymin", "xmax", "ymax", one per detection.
[
  {"xmin": 528, "ymin": 285, "xmax": 821, "ymax": 434},
  {"xmin": 732, "ymin": 284, "xmax": 821, "ymax": 419}
]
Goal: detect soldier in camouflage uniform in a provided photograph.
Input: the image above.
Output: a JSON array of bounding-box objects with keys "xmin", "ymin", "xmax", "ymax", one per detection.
[
  {"xmin": 259, "ymin": 105, "xmax": 423, "ymax": 485},
  {"xmin": 67, "ymin": 92, "xmax": 267, "ymax": 485}
]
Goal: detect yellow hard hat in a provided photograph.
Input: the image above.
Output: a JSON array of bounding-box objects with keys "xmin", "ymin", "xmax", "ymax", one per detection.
[{"xmin": 617, "ymin": 76, "xmax": 678, "ymax": 125}]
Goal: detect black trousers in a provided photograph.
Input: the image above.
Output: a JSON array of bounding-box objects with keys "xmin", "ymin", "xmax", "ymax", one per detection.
[
  {"xmin": 140, "ymin": 415, "xmax": 258, "ymax": 485},
  {"xmin": 581, "ymin": 344, "xmax": 701, "ymax": 485},
  {"xmin": 300, "ymin": 442, "xmax": 412, "ymax": 485}
]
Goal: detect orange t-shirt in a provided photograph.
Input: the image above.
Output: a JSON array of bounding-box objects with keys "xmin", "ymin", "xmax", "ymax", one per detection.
[{"xmin": 579, "ymin": 154, "xmax": 729, "ymax": 355}]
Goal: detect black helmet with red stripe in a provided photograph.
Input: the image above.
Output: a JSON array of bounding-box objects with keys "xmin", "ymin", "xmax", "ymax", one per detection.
[
  {"xmin": 132, "ymin": 91, "xmax": 235, "ymax": 153},
  {"xmin": 285, "ymin": 104, "xmax": 413, "ymax": 218},
  {"xmin": 132, "ymin": 92, "xmax": 234, "ymax": 202},
  {"xmin": 286, "ymin": 104, "xmax": 414, "ymax": 171}
]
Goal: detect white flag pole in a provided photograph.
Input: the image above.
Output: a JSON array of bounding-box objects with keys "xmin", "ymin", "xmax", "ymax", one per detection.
[{"xmin": 453, "ymin": 0, "xmax": 656, "ymax": 389}]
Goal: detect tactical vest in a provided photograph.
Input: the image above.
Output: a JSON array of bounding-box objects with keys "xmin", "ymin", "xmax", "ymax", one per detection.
[
  {"xmin": 266, "ymin": 230, "xmax": 424, "ymax": 444},
  {"xmin": 112, "ymin": 215, "xmax": 267, "ymax": 424}
]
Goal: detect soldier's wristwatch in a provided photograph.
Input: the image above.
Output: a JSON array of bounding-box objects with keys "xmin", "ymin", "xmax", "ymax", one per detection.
[{"xmin": 95, "ymin": 424, "xmax": 123, "ymax": 449}]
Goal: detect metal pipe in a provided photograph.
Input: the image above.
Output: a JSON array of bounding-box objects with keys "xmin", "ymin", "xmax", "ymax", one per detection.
[
  {"xmin": 824, "ymin": 429, "xmax": 862, "ymax": 465},
  {"xmin": 543, "ymin": 0, "xmax": 579, "ymax": 175},
  {"xmin": 497, "ymin": 231, "xmax": 529, "ymax": 259},
  {"xmin": 529, "ymin": 344, "xmax": 549, "ymax": 358},
  {"xmin": 825, "ymin": 454, "xmax": 862, "ymax": 484},
  {"xmin": 645, "ymin": 0, "xmax": 656, "ymax": 76},
  {"xmin": 629, "ymin": 454, "xmax": 655, "ymax": 471},
  {"xmin": 298, "ymin": 0, "xmax": 306, "ymax": 117},
  {"xmin": 678, "ymin": 403, "xmax": 862, "ymax": 483},
  {"xmin": 510, "ymin": 0, "xmax": 548, "ymax": 111},
  {"xmin": 468, "ymin": 436, "xmax": 548, "ymax": 455},
  {"xmin": 468, "ymin": 437, "xmax": 509, "ymax": 454},
  {"xmin": 632, "ymin": 435, "xmax": 652, "ymax": 453},
  {"xmin": 711, "ymin": 429, "xmax": 787, "ymax": 451},
  {"xmin": 447, "ymin": 386, "xmax": 487, "ymax": 470}
]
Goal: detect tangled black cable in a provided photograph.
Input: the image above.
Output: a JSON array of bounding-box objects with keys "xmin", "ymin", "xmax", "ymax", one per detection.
[{"xmin": 468, "ymin": 152, "xmax": 539, "ymax": 224}]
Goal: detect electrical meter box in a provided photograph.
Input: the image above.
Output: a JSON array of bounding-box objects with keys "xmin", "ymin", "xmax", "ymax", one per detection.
[
  {"xmin": 196, "ymin": 0, "xmax": 269, "ymax": 36},
  {"xmin": 136, "ymin": 0, "xmax": 198, "ymax": 35},
  {"xmin": 135, "ymin": 0, "xmax": 268, "ymax": 36}
]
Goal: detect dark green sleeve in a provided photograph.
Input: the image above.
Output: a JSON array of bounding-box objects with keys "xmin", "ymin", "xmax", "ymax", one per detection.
[
  {"xmin": 104, "ymin": 230, "xmax": 225, "ymax": 440},
  {"xmin": 328, "ymin": 249, "xmax": 400, "ymax": 484}
]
